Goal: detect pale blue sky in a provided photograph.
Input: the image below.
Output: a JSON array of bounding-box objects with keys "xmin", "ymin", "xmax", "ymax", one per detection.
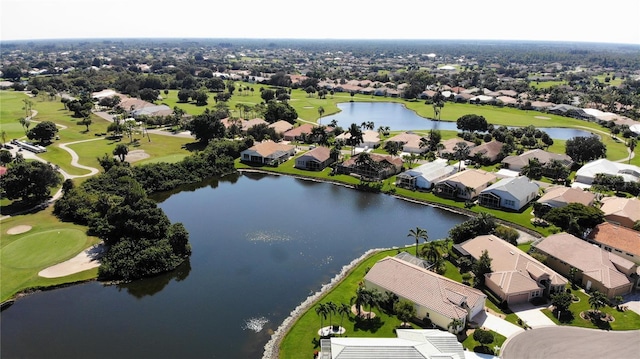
[{"xmin": 2, "ymin": 0, "xmax": 639, "ymax": 44}]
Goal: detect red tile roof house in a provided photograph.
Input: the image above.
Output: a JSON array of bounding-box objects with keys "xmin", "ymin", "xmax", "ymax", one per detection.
[
  {"xmin": 336, "ymin": 153, "xmax": 403, "ymax": 181},
  {"xmin": 268, "ymin": 120, "xmax": 294, "ymax": 135},
  {"xmin": 283, "ymin": 123, "xmax": 314, "ymax": 141},
  {"xmin": 239, "ymin": 140, "xmax": 295, "ymax": 166},
  {"xmin": 455, "ymin": 235, "xmax": 567, "ymax": 305},
  {"xmin": 587, "ymin": 222, "xmax": 640, "ymax": 267},
  {"xmin": 364, "ymin": 256, "xmax": 486, "ymax": 331},
  {"xmin": 600, "ymin": 197, "xmax": 640, "ymax": 229},
  {"xmin": 533, "ymin": 233, "xmax": 637, "ymax": 298},
  {"xmin": 294, "ymin": 146, "xmax": 334, "ymax": 171}
]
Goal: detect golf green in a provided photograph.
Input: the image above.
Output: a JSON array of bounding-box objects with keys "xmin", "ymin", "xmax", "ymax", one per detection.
[{"xmin": 1, "ymin": 229, "xmax": 88, "ymax": 269}]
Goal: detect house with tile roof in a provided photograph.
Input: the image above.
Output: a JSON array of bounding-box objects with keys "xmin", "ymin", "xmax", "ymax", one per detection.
[
  {"xmin": 536, "ymin": 186, "xmax": 596, "ymax": 208},
  {"xmin": 501, "ymin": 149, "xmax": 573, "ymax": 173},
  {"xmin": 335, "ymin": 130, "xmax": 380, "ymax": 150},
  {"xmin": 294, "ymin": 146, "xmax": 334, "ymax": 171},
  {"xmin": 364, "ymin": 256, "xmax": 486, "ymax": 331},
  {"xmin": 438, "ymin": 139, "xmax": 475, "ymax": 158},
  {"xmin": 469, "ymin": 140, "xmax": 504, "ymax": 164},
  {"xmin": 283, "ymin": 123, "xmax": 314, "ymax": 141},
  {"xmin": 396, "ymin": 160, "xmax": 457, "ymax": 190},
  {"xmin": 434, "ymin": 169, "xmax": 497, "ymax": 200},
  {"xmin": 319, "ymin": 329, "xmax": 465, "ymax": 359},
  {"xmin": 587, "ymin": 222, "xmax": 640, "ymax": 266},
  {"xmin": 478, "ymin": 176, "xmax": 539, "ymax": 211},
  {"xmin": 268, "ymin": 120, "xmax": 294, "ymax": 135},
  {"xmin": 575, "ymin": 158, "xmax": 640, "ymax": 185},
  {"xmin": 386, "ymin": 132, "xmax": 427, "ymax": 154},
  {"xmin": 533, "ymin": 232, "xmax": 637, "ymax": 298},
  {"xmin": 456, "ymin": 235, "xmax": 567, "ymax": 304},
  {"xmin": 600, "ymin": 197, "xmax": 640, "ymax": 229},
  {"xmin": 337, "ymin": 153, "xmax": 403, "ymax": 180},
  {"xmin": 240, "ymin": 140, "xmax": 295, "ymax": 166}
]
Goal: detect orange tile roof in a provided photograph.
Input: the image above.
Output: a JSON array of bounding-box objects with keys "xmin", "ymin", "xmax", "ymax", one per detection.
[{"xmin": 588, "ymin": 222, "xmax": 640, "ymax": 257}]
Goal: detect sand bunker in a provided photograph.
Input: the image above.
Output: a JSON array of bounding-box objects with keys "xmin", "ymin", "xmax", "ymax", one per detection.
[
  {"xmin": 38, "ymin": 243, "xmax": 105, "ymax": 278},
  {"xmin": 535, "ymin": 116, "xmax": 551, "ymax": 120},
  {"xmin": 125, "ymin": 149, "xmax": 151, "ymax": 163},
  {"xmin": 7, "ymin": 225, "xmax": 32, "ymax": 235}
]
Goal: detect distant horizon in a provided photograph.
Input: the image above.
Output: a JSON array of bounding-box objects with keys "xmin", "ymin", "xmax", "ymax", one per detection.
[
  {"xmin": 3, "ymin": 37, "xmax": 639, "ymax": 47},
  {"xmin": 2, "ymin": 0, "xmax": 639, "ymax": 45}
]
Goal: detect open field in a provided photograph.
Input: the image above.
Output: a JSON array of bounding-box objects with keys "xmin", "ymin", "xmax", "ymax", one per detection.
[{"xmin": 0, "ymin": 207, "xmax": 100, "ymax": 302}]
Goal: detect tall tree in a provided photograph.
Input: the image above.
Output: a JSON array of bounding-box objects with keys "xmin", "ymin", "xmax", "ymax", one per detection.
[
  {"xmin": 347, "ymin": 123, "xmax": 364, "ymax": 155},
  {"xmin": 453, "ymin": 141, "xmax": 471, "ymax": 171},
  {"xmin": 0, "ymin": 161, "xmax": 61, "ymax": 202},
  {"xmin": 315, "ymin": 303, "xmax": 328, "ymax": 331},
  {"xmin": 565, "ymin": 136, "xmax": 606, "ymax": 164},
  {"xmin": 394, "ymin": 300, "xmax": 416, "ymax": 327},
  {"xmin": 26, "ymin": 121, "xmax": 58, "ymax": 144},
  {"xmin": 113, "ymin": 144, "xmax": 129, "ymax": 162},
  {"xmin": 588, "ymin": 291, "xmax": 608, "ymax": 316},
  {"xmin": 407, "ymin": 227, "xmax": 428, "ymax": 257},
  {"xmin": 472, "ymin": 250, "xmax": 492, "ymax": 287}
]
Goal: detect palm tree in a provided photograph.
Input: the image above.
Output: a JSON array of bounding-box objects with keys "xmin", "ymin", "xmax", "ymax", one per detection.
[
  {"xmin": 325, "ymin": 301, "xmax": 337, "ymax": 328},
  {"xmin": 315, "ymin": 303, "xmax": 328, "ymax": 331},
  {"xmin": 0, "ymin": 129, "xmax": 6, "ymax": 146},
  {"xmin": 423, "ymin": 241, "xmax": 442, "ymax": 266},
  {"xmin": 337, "ymin": 303, "xmax": 351, "ymax": 331},
  {"xmin": 347, "ymin": 123, "xmax": 364, "ymax": 155},
  {"xmin": 351, "ymin": 285, "xmax": 369, "ymax": 318},
  {"xmin": 588, "ymin": 290, "xmax": 608, "ymax": 316},
  {"xmin": 365, "ymin": 289, "xmax": 381, "ymax": 320},
  {"xmin": 447, "ymin": 318, "xmax": 464, "ymax": 334},
  {"xmin": 407, "ymin": 227, "xmax": 428, "ymax": 257},
  {"xmin": 317, "ymin": 106, "xmax": 325, "ymax": 124},
  {"xmin": 629, "ymin": 138, "xmax": 637, "ymax": 164},
  {"xmin": 453, "ymin": 142, "xmax": 471, "ymax": 171},
  {"xmin": 113, "ymin": 143, "xmax": 129, "ymax": 162}
]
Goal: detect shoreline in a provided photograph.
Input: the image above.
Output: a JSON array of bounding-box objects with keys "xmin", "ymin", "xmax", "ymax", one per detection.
[{"xmin": 252, "ymin": 168, "xmax": 541, "ymax": 358}]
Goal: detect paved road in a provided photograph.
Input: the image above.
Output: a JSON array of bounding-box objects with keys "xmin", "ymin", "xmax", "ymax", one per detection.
[{"xmin": 501, "ymin": 326, "xmax": 640, "ymax": 359}]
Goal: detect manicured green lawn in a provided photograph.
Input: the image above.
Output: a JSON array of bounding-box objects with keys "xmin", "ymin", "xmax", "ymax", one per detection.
[
  {"xmin": 541, "ymin": 288, "xmax": 640, "ymax": 330},
  {"xmin": 462, "ymin": 329, "xmax": 506, "ymax": 355},
  {"xmin": 0, "ymin": 207, "xmax": 100, "ymax": 302},
  {"xmin": 278, "ymin": 248, "xmax": 423, "ymax": 359}
]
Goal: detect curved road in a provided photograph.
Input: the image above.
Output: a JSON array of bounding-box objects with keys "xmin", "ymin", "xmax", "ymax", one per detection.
[{"xmin": 501, "ymin": 326, "xmax": 640, "ymax": 359}]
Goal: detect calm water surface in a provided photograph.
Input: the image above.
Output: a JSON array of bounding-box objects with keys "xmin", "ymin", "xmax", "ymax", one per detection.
[
  {"xmin": 323, "ymin": 102, "xmax": 593, "ymax": 140},
  {"xmin": 1, "ymin": 173, "xmax": 467, "ymax": 359}
]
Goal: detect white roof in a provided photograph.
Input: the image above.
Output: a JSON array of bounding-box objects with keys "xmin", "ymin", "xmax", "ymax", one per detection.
[
  {"xmin": 402, "ymin": 160, "xmax": 457, "ymax": 182},
  {"xmin": 576, "ymin": 159, "xmax": 640, "ymax": 183},
  {"xmin": 480, "ymin": 176, "xmax": 539, "ymax": 201}
]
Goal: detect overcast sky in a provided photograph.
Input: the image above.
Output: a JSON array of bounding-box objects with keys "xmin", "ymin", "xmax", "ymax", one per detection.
[{"xmin": 2, "ymin": 0, "xmax": 639, "ymax": 44}]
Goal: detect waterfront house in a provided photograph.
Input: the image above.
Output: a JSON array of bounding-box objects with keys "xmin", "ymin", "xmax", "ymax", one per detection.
[
  {"xmin": 478, "ymin": 176, "xmax": 539, "ymax": 211},
  {"xmin": 240, "ymin": 140, "xmax": 295, "ymax": 166}
]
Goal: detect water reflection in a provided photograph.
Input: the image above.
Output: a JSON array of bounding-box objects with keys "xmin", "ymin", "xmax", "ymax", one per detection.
[{"xmin": 115, "ymin": 260, "xmax": 191, "ymax": 299}]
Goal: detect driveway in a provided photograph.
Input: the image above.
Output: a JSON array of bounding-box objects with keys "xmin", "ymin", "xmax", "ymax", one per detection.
[
  {"xmin": 622, "ymin": 291, "xmax": 640, "ymax": 316},
  {"xmin": 510, "ymin": 302, "xmax": 556, "ymax": 328},
  {"xmin": 502, "ymin": 326, "xmax": 640, "ymax": 359},
  {"xmin": 472, "ymin": 310, "xmax": 524, "ymax": 338}
]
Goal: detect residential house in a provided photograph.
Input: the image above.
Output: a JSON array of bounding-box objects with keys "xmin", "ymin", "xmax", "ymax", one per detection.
[
  {"xmin": 335, "ymin": 130, "xmax": 380, "ymax": 150},
  {"xmin": 396, "ymin": 160, "xmax": 457, "ymax": 190},
  {"xmin": 439, "ymin": 138, "xmax": 475, "ymax": 158},
  {"xmin": 600, "ymin": 197, "xmax": 640, "ymax": 229},
  {"xmin": 336, "ymin": 153, "xmax": 403, "ymax": 180},
  {"xmin": 496, "ymin": 96, "xmax": 518, "ymax": 106},
  {"xmin": 240, "ymin": 140, "xmax": 295, "ymax": 166},
  {"xmin": 536, "ymin": 186, "xmax": 596, "ymax": 208},
  {"xmin": 240, "ymin": 118, "xmax": 269, "ymax": 132},
  {"xmin": 501, "ymin": 149, "xmax": 573, "ymax": 173},
  {"xmin": 434, "ymin": 169, "xmax": 497, "ymax": 200},
  {"xmin": 364, "ymin": 256, "xmax": 486, "ymax": 330},
  {"xmin": 455, "ymin": 235, "xmax": 567, "ymax": 304},
  {"xmin": 533, "ymin": 233, "xmax": 637, "ymax": 297},
  {"xmin": 319, "ymin": 329, "xmax": 465, "ymax": 359},
  {"xmin": 386, "ymin": 132, "xmax": 426, "ymax": 154},
  {"xmin": 294, "ymin": 146, "xmax": 334, "ymax": 171},
  {"xmin": 587, "ymin": 222, "xmax": 640, "ymax": 266},
  {"xmin": 574, "ymin": 158, "xmax": 640, "ymax": 185},
  {"xmin": 469, "ymin": 140, "xmax": 504, "ymax": 164},
  {"xmin": 283, "ymin": 123, "xmax": 314, "ymax": 141},
  {"xmin": 268, "ymin": 120, "xmax": 294, "ymax": 135},
  {"xmin": 478, "ymin": 176, "xmax": 539, "ymax": 211}
]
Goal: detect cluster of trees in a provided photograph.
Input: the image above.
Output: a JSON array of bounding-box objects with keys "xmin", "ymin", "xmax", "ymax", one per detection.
[
  {"xmin": 565, "ymin": 136, "xmax": 607, "ymax": 164},
  {"xmin": 0, "ymin": 159, "xmax": 61, "ymax": 202},
  {"xmin": 448, "ymin": 212, "xmax": 498, "ymax": 244},
  {"xmin": 53, "ymin": 166, "xmax": 191, "ymax": 280},
  {"xmin": 592, "ymin": 173, "xmax": 640, "ymax": 196},
  {"xmin": 537, "ymin": 203, "xmax": 604, "ymax": 237}
]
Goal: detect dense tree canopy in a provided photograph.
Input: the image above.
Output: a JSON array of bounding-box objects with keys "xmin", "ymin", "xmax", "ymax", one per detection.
[
  {"xmin": 187, "ymin": 108, "xmax": 226, "ymax": 143},
  {"xmin": 542, "ymin": 203, "xmax": 604, "ymax": 236},
  {"xmin": 263, "ymin": 101, "xmax": 298, "ymax": 124},
  {"xmin": 565, "ymin": 136, "xmax": 606, "ymax": 164},
  {"xmin": 0, "ymin": 161, "xmax": 61, "ymax": 201},
  {"xmin": 456, "ymin": 114, "xmax": 488, "ymax": 133},
  {"xmin": 26, "ymin": 121, "xmax": 58, "ymax": 144}
]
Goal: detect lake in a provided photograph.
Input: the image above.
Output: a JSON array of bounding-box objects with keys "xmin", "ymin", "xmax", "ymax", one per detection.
[
  {"xmin": 0, "ymin": 173, "xmax": 468, "ymax": 359},
  {"xmin": 322, "ymin": 102, "xmax": 594, "ymax": 140}
]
